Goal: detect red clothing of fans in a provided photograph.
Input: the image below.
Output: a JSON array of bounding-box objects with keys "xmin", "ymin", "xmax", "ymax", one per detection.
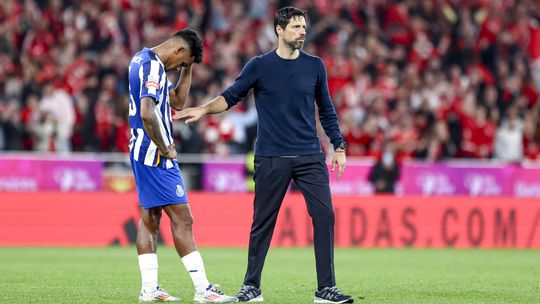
[
  {"xmin": 523, "ymin": 135, "xmax": 540, "ymax": 160},
  {"xmin": 324, "ymin": 56, "xmax": 353, "ymax": 97},
  {"xmin": 115, "ymin": 119, "xmax": 130, "ymax": 153},
  {"xmin": 64, "ymin": 59, "xmax": 91, "ymax": 94},
  {"xmin": 476, "ymin": 15, "xmax": 502, "ymax": 50},
  {"xmin": 529, "ymin": 24, "xmax": 540, "ymax": 59},
  {"xmin": 94, "ymin": 101, "xmax": 115, "ymax": 151},
  {"xmin": 459, "ymin": 115, "xmax": 496, "ymax": 158}
]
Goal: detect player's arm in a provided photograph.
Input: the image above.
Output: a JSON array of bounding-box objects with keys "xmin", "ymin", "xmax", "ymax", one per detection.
[
  {"xmin": 173, "ymin": 57, "xmax": 258, "ymax": 124},
  {"xmin": 169, "ymin": 64, "xmax": 192, "ymax": 110},
  {"xmin": 140, "ymin": 97, "xmax": 176, "ymax": 159}
]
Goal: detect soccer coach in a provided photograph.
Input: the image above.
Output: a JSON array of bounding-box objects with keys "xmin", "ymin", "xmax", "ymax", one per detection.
[{"xmin": 175, "ymin": 6, "xmax": 353, "ymax": 304}]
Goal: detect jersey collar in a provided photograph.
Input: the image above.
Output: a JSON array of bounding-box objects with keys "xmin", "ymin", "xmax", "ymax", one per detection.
[{"xmin": 144, "ymin": 47, "xmax": 165, "ymax": 67}]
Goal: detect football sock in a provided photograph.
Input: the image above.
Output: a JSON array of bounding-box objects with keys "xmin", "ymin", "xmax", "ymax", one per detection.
[
  {"xmin": 181, "ymin": 251, "xmax": 210, "ymax": 293},
  {"xmin": 138, "ymin": 253, "xmax": 159, "ymax": 293}
]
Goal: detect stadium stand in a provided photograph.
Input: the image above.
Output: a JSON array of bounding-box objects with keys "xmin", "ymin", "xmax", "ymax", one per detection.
[{"xmin": 1, "ymin": 0, "xmax": 539, "ymax": 162}]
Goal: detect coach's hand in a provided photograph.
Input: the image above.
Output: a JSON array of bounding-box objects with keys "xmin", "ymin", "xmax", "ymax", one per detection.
[
  {"xmin": 160, "ymin": 143, "xmax": 177, "ymax": 159},
  {"xmin": 173, "ymin": 106, "xmax": 206, "ymax": 124},
  {"xmin": 332, "ymin": 149, "xmax": 346, "ymax": 181}
]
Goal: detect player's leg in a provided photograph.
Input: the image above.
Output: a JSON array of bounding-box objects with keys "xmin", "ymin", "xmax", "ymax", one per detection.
[
  {"xmin": 131, "ymin": 157, "xmax": 180, "ymax": 302},
  {"xmin": 162, "ymin": 163, "xmax": 236, "ymax": 303},
  {"xmin": 137, "ymin": 206, "xmax": 162, "ymax": 295},
  {"xmin": 137, "ymin": 206, "xmax": 163, "ymax": 255},
  {"xmin": 162, "ymin": 203, "xmax": 207, "ymax": 291},
  {"xmin": 137, "ymin": 206, "xmax": 180, "ymax": 302},
  {"xmin": 162, "ymin": 203, "xmax": 196, "ymax": 255},
  {"xmin": 163, "ymin": 203, "xmax": 237, "ymax": 303},
  {"xmin": 237, "ymin": 156, "xmax": 292, "ymax": 302},
  {"xmin": 292, "ymin": 154, "xmax": 353, "ymax": 303}
]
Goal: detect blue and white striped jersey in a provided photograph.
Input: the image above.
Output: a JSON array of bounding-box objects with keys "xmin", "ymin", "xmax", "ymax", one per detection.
[{"xmin": 128, "ymin": 48, "xmax": 175, "ymax": 169}]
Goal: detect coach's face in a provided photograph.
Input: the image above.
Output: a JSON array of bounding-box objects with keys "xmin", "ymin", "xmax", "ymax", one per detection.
[
  {"xmin": 168, "ymin": 47, "xmax": 195, "ymax": 72},
  {"xmin": 280, "ymin": 16, "xmax": 306, "ymax": 50}
]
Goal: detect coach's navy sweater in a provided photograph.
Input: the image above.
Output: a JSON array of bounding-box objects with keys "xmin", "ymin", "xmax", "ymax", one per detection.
[{"xmin": 221, "ymin": 50, "xmax": 344, "ymax": 157}]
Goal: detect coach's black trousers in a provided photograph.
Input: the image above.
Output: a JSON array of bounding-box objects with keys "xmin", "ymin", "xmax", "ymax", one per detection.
[{"xmin": 243, "ymin": 154, "xmax": 336, "ymax": 289}]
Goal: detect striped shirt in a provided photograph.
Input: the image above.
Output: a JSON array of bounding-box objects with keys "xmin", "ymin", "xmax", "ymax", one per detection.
[{"xmin": 128, "ymin": 48, "xmax": 175, "ymax": 169}]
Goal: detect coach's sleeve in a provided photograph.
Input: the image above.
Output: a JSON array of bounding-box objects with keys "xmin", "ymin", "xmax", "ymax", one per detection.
[
  {"xmin": 221, "ymin": 57, "xmax": 258, "ymax": 109},
  {"xmin": 139, "ymin": 60, "xmax": 164, "ymax": 104},
  {"xmin": 315, "ymin": 58, "xmax": 344, "ymax": 150}
]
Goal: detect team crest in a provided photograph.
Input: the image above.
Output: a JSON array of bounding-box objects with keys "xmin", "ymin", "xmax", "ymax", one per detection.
[{"xmin": 176, "ymin": 184, "xmax": 185, "ymax": 197}]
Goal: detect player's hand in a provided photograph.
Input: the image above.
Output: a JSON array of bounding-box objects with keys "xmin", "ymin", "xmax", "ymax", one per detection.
[
  {"xmin": 173, "ymin": 106, "xmax": 206, "ymax": 124},
  {"xmin": 332, "ymin": 149, "xmax": 347, "ymax": 181},
  {"xmin": 183, "ymin": 56, "xmax": 195, "ymax": 69},
  {"xmin": 159, "ymin": 143, "xmax": 177, "ymax": 159}
]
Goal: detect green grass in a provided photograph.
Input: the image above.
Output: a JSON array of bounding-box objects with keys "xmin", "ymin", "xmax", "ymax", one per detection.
[{"xmin": 0, "ymin": 247, "xmax": 539, "ymax": 303}]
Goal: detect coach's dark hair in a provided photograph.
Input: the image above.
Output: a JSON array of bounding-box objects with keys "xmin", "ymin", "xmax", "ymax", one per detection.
[
  {"xmin": 273, "ymin": 6, "xmax": 307, "ymax": 36},
  {"xmin": 172, "ymin": 28, "xmax": 203, "ymax": 64}
]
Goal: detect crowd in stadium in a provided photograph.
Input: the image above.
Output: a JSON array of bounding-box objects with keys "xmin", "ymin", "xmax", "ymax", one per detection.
[{"xmin": 1, "ymin": 0, "xmax": 540, "ymax": 162}]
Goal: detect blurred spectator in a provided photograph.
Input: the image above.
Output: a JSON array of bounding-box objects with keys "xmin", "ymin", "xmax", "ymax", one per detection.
[
  {"xmin": 368, "ymin": 144, "xmax": 400, "ymax": 194},
  {"xmin": 21, "ymin": 94, "xmax": 41, "ymax": 149},
  {"xmin": 39, "ymin": 81, "xmax": 75, "ymax": 153},
  {"xmin": 459, "ymin": 103, "xmax": 496, "ymax": 159},
  {"xmin": 1, "ymin": 99, "xmax": 24, "ymax": 150},
  {"xmin": 221, "ymin": 101, "xmax": 257, "ymax": 154},
  {"xmin": 33, "ymin": 111, "xmax": 56, "ymax": 152},
  {"xmin": 494, "ymin": 106, "xmax": 524, "ymax": 162},
  {"xmin": 523, "ymin": 105, "xmax": 540, "ymax": 160},
  {"xmin": 0, "ymin": 109, "xmax": 4, "ymax": 150}
]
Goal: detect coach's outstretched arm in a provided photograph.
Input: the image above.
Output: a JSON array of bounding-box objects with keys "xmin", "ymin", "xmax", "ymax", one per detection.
[
  {"xmin": 172, "ymin": 95, "xmax": 228, "ymax": 123},
  {"xmin": 141, "ymin": 97, "xmax": 177, "ymax": 159},
  {"xmin": 174, "ymin": 57, "xmax": 258, "ymax": 123}
]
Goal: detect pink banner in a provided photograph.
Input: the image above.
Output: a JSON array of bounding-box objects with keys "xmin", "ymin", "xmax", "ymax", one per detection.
[
  {"xmin": 329, "ymin": 162, "xmax": 375, "ymax": 195},
  {"xmin": 201, "ymin": 159, "xmax": 377, "ymax": 195},
  {"xmin": 2, "ymin": 154, "xmax": 540, "ymax": 197},
  {"xmin": 0, "ymin": 156, "xmax": 103, "ymax": 191},
  {"xmin": 400, "ymin": 163, "xmax": 516, "ymax": 196},
  {"xmin": 202, "ymin": 161, "xmax": 247, "ymax": 192},
  {"xmin": 199, "ymin": 158, "xmax": 540, "ymax": 197},
  {"xmin": 511, "ymin": 167, "xmax": 540, "ymax": 198}
]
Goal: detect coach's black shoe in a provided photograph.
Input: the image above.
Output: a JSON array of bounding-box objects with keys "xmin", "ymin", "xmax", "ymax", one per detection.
[
  {"xmin": 236, "ymin": 285, "xmax": 263, "ymax": 302},
  {"xmin": 314, "ymin": 286, "xmax": 354, "ymax": 303}
]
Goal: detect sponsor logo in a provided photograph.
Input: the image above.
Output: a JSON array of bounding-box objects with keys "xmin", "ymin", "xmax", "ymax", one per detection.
[
  {"xmin": 176, "ymin": 184, "xmax": 185, "ymax": 197},
  {"xmin": 330, "ymin": 180, "xmax": 374, "ymax": 195},
  {"xmin": 0, "ymin": 177, "xmax": 38, "ymax": 191},
  {"xmin": 417, "ymin": 173, "xmax": 456, "ymax": 195},
  {"xmin": 145, "ymin": 80, "xmax": 160, "ymax": 90},
  {"xmin": 208, "ymin": 170, "xmax": 247, "ymax": 192},
  {"xmin": 53, "ymin": 168, "xmax": 99, "ymax": 191},
  {"xmin": 513, "ymin": 181, "xmax": 540, "ymax": 198},
  {"xmin": 464, "ymin": 174, "xmax": 502, "ymax": 196}
]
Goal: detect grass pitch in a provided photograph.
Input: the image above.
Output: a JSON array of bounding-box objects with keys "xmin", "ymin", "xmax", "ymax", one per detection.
[{"xmin": 0, "ymin": 247, "xmax": 538, "ymax": 303}]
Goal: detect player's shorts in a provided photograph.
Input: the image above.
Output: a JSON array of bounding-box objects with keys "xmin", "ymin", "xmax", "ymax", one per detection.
[{"xmin": 130, "ymin": 157, "xmax": 188, "ymax": 209}]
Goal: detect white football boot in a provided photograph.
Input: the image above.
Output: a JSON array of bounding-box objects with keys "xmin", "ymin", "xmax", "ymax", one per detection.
[
  {"xmin": 194, "ymin": 284, "xmax": 238, "ymax": 303},
  {"xmin": 139, "ymin": 287, "xmax": 181, "ymax": 302}
]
